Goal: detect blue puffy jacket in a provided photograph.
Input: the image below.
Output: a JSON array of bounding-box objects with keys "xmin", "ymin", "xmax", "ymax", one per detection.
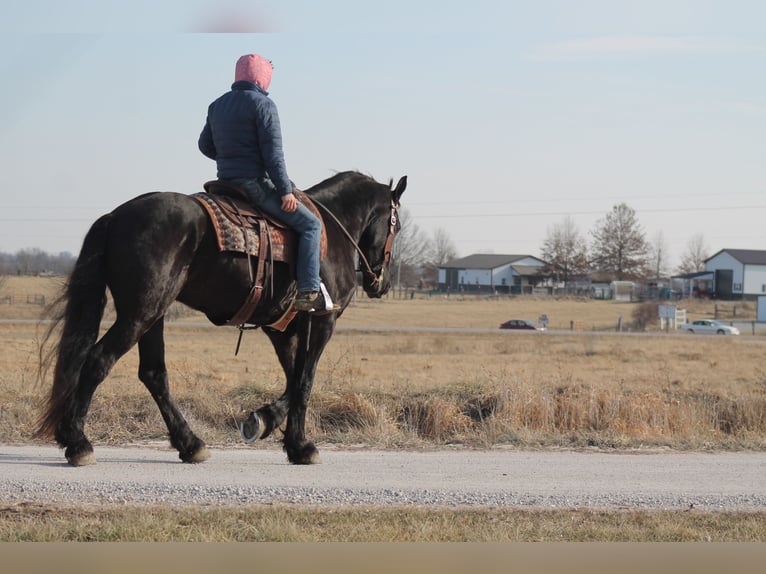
[{"xmin": 198, "ymin": 80, "xmax": 293, "ymax": 196}]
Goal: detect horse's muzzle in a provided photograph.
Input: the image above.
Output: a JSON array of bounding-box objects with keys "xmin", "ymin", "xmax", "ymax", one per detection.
[{"xmin": 364, "ymin": 266, "xmax": 389, "ymax": 298}]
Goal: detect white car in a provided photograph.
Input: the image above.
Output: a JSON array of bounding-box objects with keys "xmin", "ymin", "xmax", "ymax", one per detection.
[{"xmin": 680, "ymin": 319, "xmax": 740, "ymax": 336}]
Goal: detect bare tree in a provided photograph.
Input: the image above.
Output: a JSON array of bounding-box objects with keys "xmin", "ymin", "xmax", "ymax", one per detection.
[
  {"xmin": 417, "ymin": 227, "xmax": 459, "ymax": 288},
  {"xmin": 0, "ymin": 253, "xmax": 13, "ymax": 275},
  {"xmin": 15, "ymin": 248, "xmax": 49, "ymax": 275},
  {"xmin": 430, "ymin": 227, "xmax": 458, "ymax": 266},
  {"xmin": 648, "ymin": 230, "xmax": 671, "ymax": 279},
  {"xmin": 589, "ymin": 203, "xmax": 649, "ymax": 281},
  {"xmin": 676, "ymin": 233, "xmax": 709, "ymax": 274},
  {"xmin": 540, "ymin": 216, "xmax": 588, "ymax": 287},
  {"xmin": 390, "ymin": 208, "xmax": 432, "ymax": 289}
]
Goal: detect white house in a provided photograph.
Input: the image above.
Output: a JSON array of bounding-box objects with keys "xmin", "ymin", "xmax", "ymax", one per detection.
[
  {"xmin": 437, "ymin": 254, "xmax": 546, "ymax": 294},
  {"xmin": 705, "ymin": 249, "xmax": 766, "ymax": 299}
]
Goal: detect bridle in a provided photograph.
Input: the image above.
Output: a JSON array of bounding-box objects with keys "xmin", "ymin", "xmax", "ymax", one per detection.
[{"xmin": 312, "ymin": 197, "xmax": 399, "ymax": 295}]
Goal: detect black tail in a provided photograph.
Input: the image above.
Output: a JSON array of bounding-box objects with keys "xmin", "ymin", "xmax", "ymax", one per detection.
[{"xmin": 35, "ymin": 213, "xmax": 111, "ymax": 440}]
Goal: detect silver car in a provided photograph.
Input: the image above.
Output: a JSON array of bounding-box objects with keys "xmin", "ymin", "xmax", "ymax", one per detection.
[{"xmin": 680, "ymin": 319, "xmax": 740, "ymax": 335}]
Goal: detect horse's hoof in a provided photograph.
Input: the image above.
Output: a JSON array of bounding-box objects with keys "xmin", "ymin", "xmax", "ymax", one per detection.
[
  {"xmin": 304, "ymin": 450, "xmax": 321, "ymax": 464},
  {"xmin": 67, "ymin": 450, "xmax": 96, "ymax": 467},
  {"xmin": 64, "ymin": 442, "xmax": 95, "ymax": 467},
  {"xmin": 183, "ymin": 445, "xmax": 210, "ymax": 464},
  {"xmin": 239, "ymin": 412, "xmax": 264, "ymax": 444},
  {"xmin": 286, "ymin": 442, "xmax": 321, "ymax": 465}
]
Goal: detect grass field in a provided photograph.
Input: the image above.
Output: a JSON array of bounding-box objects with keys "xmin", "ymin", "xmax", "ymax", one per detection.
[
  {"xmin": 2, "ymin": 275, "xmax": 764, "ymax": 451},
  {"xmin": 2, "ymin": 275, "xmax": 765, "ymax": 542}
]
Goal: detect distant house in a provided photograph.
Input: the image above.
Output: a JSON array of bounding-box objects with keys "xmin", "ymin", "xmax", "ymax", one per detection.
[
  {"xmin": 673, "ymin": 249, "xmax": 766, "ymax": 299},
  {"xmin": 670, "ymin": 270, "xmax": 714, "ymax": 299},
  {"xmin": 705, "ymin": 249, "xmax": 766, "ymax": 299},
  {"xmin": 437, "ymin": 254, "xmax": 546, "ymax": 294}
]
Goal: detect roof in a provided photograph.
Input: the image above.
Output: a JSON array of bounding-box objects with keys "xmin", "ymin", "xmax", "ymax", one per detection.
[
  {"xmin": 671, "ymin": 271, "xmax": 714, "ymax": 280},
  {"xmin": 511, "ymin": 264, "xmax": 543, "ymax": 276},
  {"xmin": 706, "ymin": 249, "xmax": 766, "ymax": 265},
  {"xmin": 440, "ymin": 254, "xmax": 544, "ymax": 270}
]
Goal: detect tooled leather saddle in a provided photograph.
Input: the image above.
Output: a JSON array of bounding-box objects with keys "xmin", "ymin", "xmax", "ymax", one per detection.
[{"xmin": 192, "ymin": 181, "xmax": 328, "ymax": 330}]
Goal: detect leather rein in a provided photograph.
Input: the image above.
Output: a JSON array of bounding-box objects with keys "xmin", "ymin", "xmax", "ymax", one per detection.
[{"xmin": 311, "ymin": 197, "xmax": 399, "ymax": 294}]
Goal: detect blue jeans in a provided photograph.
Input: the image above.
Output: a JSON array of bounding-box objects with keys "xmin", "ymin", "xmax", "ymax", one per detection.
[{"xmin": 230, "ymin": 177, "xmax": 321, "ymax": 293}]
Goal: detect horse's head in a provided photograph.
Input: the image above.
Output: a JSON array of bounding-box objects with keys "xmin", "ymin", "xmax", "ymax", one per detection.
[{"xmin": 358, "ymin": 175, "xmax": 407, "ymax": 298}]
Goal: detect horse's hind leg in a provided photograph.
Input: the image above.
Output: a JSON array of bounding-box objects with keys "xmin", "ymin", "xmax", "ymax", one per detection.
[
  {"xmin": 56, "ymin": 318, "xmax": 146, "ymax": 466},
  {"xmin": 138, "ymin": 319, "xmax": 209, "ymax": 463}
]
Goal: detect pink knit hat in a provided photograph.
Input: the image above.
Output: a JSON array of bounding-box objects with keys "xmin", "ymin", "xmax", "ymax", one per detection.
[{"xmin": 235, "ymin": 54, "xmax": 273, "ymax": 90}]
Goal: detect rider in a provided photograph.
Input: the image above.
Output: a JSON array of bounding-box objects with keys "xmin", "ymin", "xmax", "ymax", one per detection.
[{"xmin": 198, "ymin": 53, "xmax": 324, "ymax": 312}]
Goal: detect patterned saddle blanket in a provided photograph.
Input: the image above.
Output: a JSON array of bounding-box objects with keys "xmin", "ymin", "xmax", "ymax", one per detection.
[{"xmin": 192, "ymin": 182, "xmax": 327, "ymax": 262}]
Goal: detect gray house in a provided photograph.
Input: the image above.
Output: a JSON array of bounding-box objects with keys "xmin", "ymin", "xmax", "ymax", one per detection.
[
  {"xmin": 674, "ymin": 249, "xmax": 766, "ymax": 299},
  {"xmin": 705, "ymin": 249, "xmax": 766, "ymax": 299},
  {"xmin": 437, "ymin": 254, "xmax": 546, "ymax": 294}
]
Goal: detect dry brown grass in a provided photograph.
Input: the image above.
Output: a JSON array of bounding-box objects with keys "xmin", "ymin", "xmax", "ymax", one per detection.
[
  {"xmin": 2, "ymin": 503, "xmax": 765, "ymax": 541},
  {"xmin": 2, "ymin": 275, "xmax": 766, "ymax": 451}
]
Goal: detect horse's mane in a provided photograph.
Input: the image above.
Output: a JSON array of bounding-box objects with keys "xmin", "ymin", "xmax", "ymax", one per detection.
[{"xmin": 305, "ymin": 171, "xmax": 379, "ymax": 197}]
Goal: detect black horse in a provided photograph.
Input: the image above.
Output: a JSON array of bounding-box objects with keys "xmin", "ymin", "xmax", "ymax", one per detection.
[{"xmin": 36, "ymin": 171, "xmax": 406, "ymax": 466}]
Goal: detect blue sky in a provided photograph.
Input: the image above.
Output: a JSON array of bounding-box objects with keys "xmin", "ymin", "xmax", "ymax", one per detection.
[{"xmin": 1, "ymin": 1, "xmax": 764, "ymax": 269}]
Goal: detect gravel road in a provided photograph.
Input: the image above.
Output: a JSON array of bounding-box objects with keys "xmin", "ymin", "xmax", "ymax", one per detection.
[{"xmin": 2, "ymin": 444, "xmax": 765, "ymax": 510}]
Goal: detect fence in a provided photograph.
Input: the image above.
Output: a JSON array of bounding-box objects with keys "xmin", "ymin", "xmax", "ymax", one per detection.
[
  {"xmin": 713, "ymin": 304, "xmax": 745, "ymax": 320},
  {"xmin": 0, "ymin": 293, "xmax": 47, "ymax": 306}
]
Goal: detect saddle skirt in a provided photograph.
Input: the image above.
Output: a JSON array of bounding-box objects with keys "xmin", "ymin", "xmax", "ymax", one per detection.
[{"xmin": 192, "ymin": 183, "xmax": 327, "ymax": 263}]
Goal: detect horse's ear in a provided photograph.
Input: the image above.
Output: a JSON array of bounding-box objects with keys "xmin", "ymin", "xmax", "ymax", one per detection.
[{"xmin": 392, "ymin": 175, "xmax": 407, "ymax": 203}]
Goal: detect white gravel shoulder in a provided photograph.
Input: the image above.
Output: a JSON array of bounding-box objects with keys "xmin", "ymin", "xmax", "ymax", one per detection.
[{"xmin": 2, "ymin": 444, "xmax": 765, "ymax": 510}]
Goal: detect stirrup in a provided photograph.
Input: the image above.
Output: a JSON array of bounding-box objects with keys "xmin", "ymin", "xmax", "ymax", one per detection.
[{"xmin": 294, "ymin": 282, "xmax": 339, "ymax": 313}]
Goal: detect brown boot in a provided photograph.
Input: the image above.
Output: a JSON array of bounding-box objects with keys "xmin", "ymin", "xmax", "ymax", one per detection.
[{"xmin": 294, "ymin": 290, "xmax": 324, "ymax": 311}]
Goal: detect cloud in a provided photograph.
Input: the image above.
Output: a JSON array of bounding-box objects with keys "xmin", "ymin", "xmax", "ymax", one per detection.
[
  {"xmin": 526, "ymin": 35, "xmax": 762, "ymax": 61},
  {"xmin": 731, "ymin": 101, "xmax": 766, "ymax": 118}
]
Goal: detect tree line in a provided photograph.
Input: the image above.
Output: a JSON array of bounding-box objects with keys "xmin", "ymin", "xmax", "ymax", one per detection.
[
  {"xmin": 0, "ymin": 249, "xmax": 76, "ymax": 276},
  {"xmin": 390, "ymin": 203, "xmax": 711, "ymax": 290},
  {"xmin": 541, "ymin": 203, "xmax": 709, "ymax": 286}
]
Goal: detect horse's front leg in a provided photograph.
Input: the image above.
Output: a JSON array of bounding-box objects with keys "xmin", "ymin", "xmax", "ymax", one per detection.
[
  {"xmin": 282, "ymin": 365, "xmax": 321, "ymax": 464},
  {"xmin": 241, "ymin": 381, "xmax": 318, "ymax": 464},
  {"xmin": 249, "ymin": 317, "xmax": 332, "ymax": 464},
  {"xmin": 239, "ymin": 328, "xmax": 296, "ymax": 444},
  {"xmin": 283, "ymin": 316, "xmax": 336, "ymax": 464},
  {"xmin": 240, "ymin": 391, "xmax": 289, "ymax": 443}
]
